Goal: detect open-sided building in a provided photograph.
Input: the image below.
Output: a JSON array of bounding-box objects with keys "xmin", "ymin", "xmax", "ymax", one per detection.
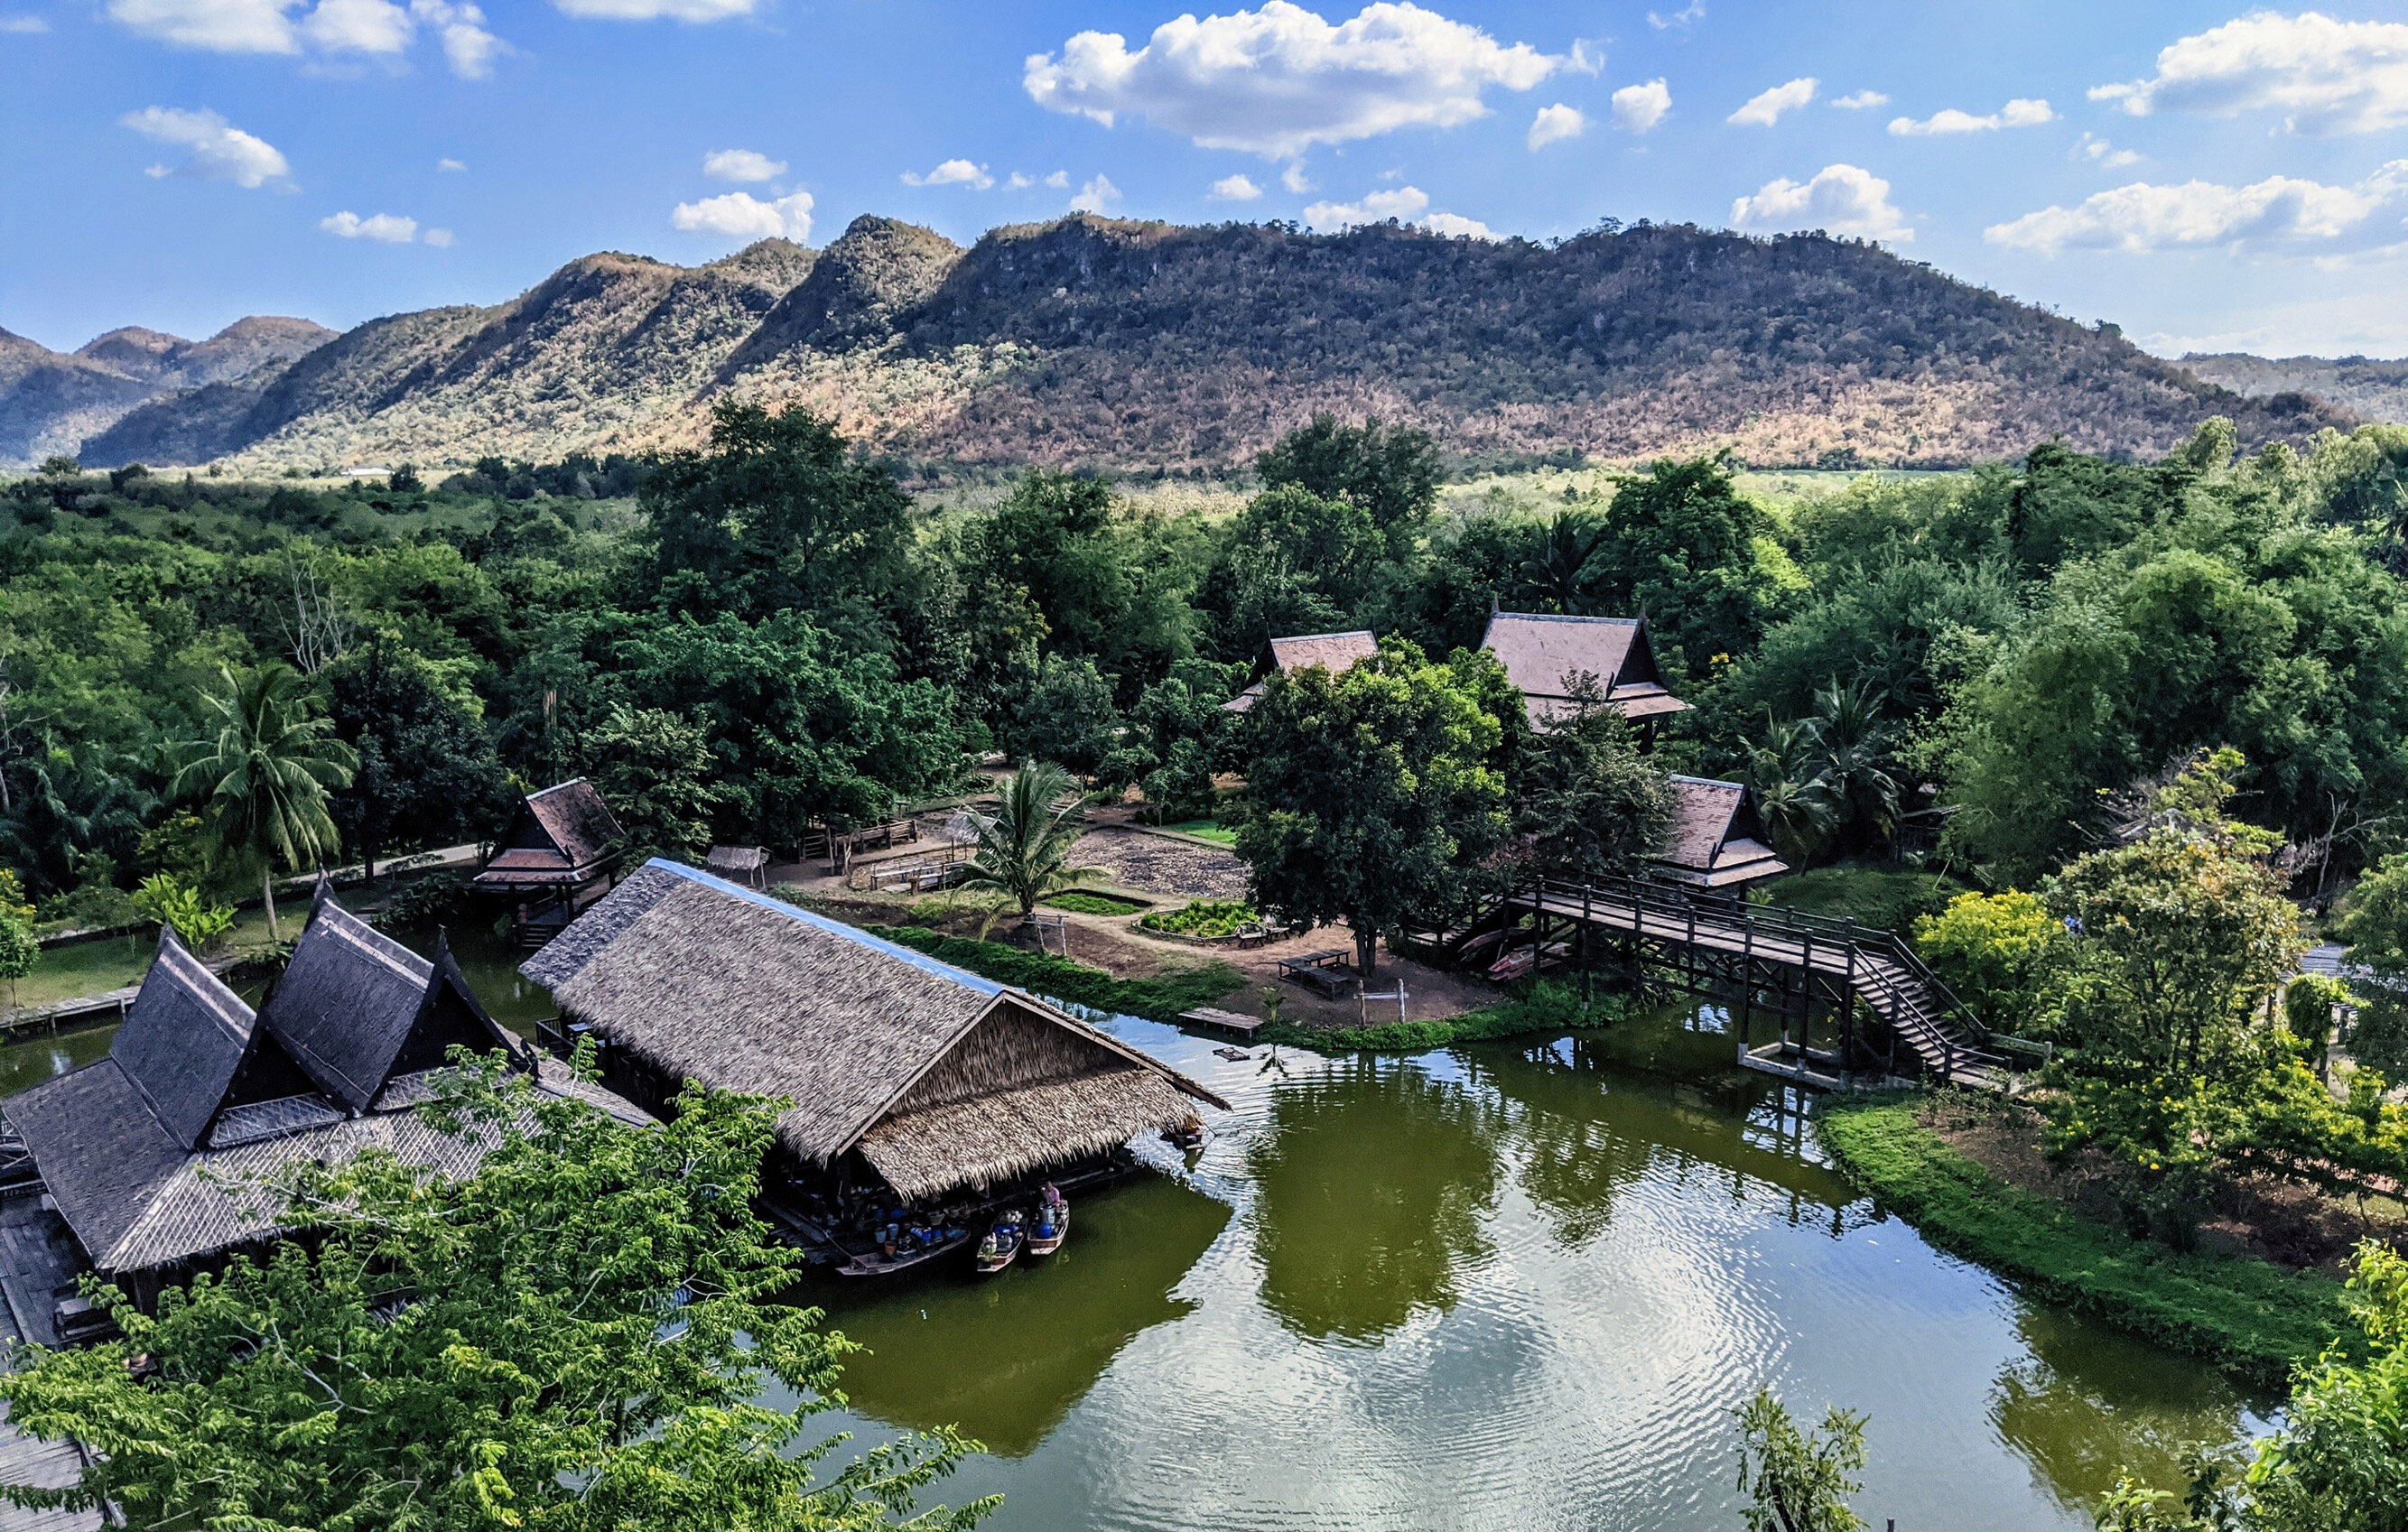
[
  {"xmin": 525, "ymin": 860, "xmax": 1226, "ymax": 1206},
  {"xmin": 1651, "ymin": 775, "xmax": 1790, "ymax": 891},
  {"xmin": 473, "ymin": 777, "xmax": 627, "ymax": 944},
  {"xmin": 5, "ymin": 888, "xmax": 646, "ymax": 1304}
]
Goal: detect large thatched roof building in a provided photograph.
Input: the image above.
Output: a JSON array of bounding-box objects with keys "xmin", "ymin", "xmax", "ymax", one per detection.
[
  {"xmin": 525, "ymin": 860, "xmax": 1226, "ymax": 1203},
  {"xmin": 1480, "ymin": 611, "xmax": 1688, "ymax": 729},
  {"xmin": 1222, "ymin": 629, "xmax": 1381, "ymax": 713},
  {"xmin": 5, "ymin": 888, "xmax": 646, "ymax": 1295},
  {"xmin": 1652, "ymin": 776, "xmax": 1789, "ymax": 891}
]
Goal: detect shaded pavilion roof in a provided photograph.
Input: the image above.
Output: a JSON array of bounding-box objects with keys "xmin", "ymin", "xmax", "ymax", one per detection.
[
  {"xmin": 1652, "ymin": 775, "xmax": 1790, "ymax": 890},
  {"xmin": 527, "ymin": 861, "xmax": 1224, "ymax": 1202},
  {"xmin": 1222, "ymin": 629, "xmax": 1381, "ymax": 713},
  {"xmin": 474, "ymin": 778, "xmax": 625, "ymax": 889},
  {"xmin": 1479, "ymin": 611, "xmax": 1689, "ymax": 728}
]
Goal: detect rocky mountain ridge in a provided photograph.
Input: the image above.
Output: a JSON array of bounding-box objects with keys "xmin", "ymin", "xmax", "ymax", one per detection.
[
  {"xmin": 32, "ymin": 215, "xmax": 2369, "ymax": 474},
  {"xmin": 0, "ymin": 317, "xmax": 335, "ymax": 467}
]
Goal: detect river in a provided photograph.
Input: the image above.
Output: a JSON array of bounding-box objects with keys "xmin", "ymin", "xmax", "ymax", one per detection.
[{"xmin": 2, "ymin": 929, "xmax": 2268, "ymax": 1528}]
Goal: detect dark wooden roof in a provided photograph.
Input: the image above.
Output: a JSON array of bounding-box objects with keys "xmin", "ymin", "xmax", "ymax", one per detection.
[
  {"xmin": 108, "ymin": 929, "xmax": 256, "ymax": 1151},
  {"xmin": 475, "ymin": 778, "xmax": 626, "ymax": 889},
  {"xmin": 1480, "ymin": 611, "xmax": 1689, "ymax": 728},
  {"xmin": 1223, "ymin": 629, "xmax": 1381, "ymax": 713},
  {"xmin": 1653, "ymin": 775, "xmax": 1790, "ymax": 889},
  {"xmin": 260, "ymin": 885, "xmax": 442, "ymax": 1112}
]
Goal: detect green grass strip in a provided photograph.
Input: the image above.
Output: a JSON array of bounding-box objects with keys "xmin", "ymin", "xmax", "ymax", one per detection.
[
  {"xmin": 865, "ymin": 924, "xmax": 1241, "ymax": 1024},
  {"xmin": 1257, "ymin": 982, "xmax": 1622, "ymax": 1054},
  {"xmin": 1817, "ymin": 1093, "xmax": 2352, "ymax": 1389}
]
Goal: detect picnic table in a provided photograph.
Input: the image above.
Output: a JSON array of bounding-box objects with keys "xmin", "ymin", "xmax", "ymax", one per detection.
[{"xmin": 1276, "ymin": 949, "xmax": 1360, "ymax": 999}]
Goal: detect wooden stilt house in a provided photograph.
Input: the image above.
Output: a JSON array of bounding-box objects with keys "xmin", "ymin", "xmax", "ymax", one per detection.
[
  {"xmin": 473, "ymin": 777, "xmax": 627, "ymax": 945},
  {"xmin": 524, "ymin": 860, "xmax": 1227, "ymax": 1206},
  {"xmin": 1651, "ymin": 775, "xmax": 1790, "ymax": 891},
  {"xmin": 3, "ymin": 887, "xmax": 648, "ymax": 1306}
]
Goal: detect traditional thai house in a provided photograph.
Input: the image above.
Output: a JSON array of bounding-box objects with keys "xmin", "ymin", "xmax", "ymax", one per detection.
[
  {"xmin": 1480, "ymin": 611, "xmax": 1688, "ymax": 730},
  {"xmin": 1651, "ymin": 776, "xmax": 1790, "ymax": 891},
  {"xmin": 3, "ymin": 887, "xmax": 647, "ymax": 1306},
  {"xmin": 706, "ymin": 845, "xmax": 771, "ymax": 890},
  {"xmin": 1221, "ymin": 629, "xmax": 1381, "ymax": 713},
  {"xmin": 473, "ymin": 778, "xmax": 627, "ymax": 945},
  {"xmin": 525, "ymin": 860, "xmax": 1227, "ymax": 1208}
]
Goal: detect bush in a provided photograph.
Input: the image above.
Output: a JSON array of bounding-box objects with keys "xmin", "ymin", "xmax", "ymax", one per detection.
[
  {"xmin": 374, "ymin": 869, "xmax": 473, "ymax": 930},
  {"xmin": 1139, "ymin": 898, "xmax": 1259, "ymax": 938},
  {"xmin": 129, "ymin": 874, "xmax": 237, "ymax": 953},
  {"xmin": 1042, "ymin": 891, "xmax": 1148, "ymax": 915}
]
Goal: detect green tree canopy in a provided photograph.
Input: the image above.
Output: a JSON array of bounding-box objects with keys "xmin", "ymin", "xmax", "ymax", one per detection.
[
  {"xmin": 1593, "ymin": 455, "xmax": 1790, "ymax": 677},
  {"xmin": 1511, "ymin": 697, "xmax": 1673, "ymax": 884},
  {"xmin": 1254, "ymin": 413, "xmax": 1441, "ymax": 545},
  {"xmin": 170, "ymin": 664, "xmax": 358, "ymax": 938},
  {"xmin": 323, "ymin": 638, "xmax": 515, "ymax": 879},
  {"xmin": 1234, "ymin": 639, "xmax": 1508, "ymax": 975},
  {"xmin": 0, "ymin": 1053, "xmax": 993, "ymax": 1532}
]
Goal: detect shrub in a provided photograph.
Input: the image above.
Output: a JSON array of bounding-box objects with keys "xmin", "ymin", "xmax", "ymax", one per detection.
[
  {"xmin": 1140, "ymin": 899, "xmax": 1259, "ymax": 938},
  {"xmin": 130, "ymin": 874, "xmax": 237, "ymax": 953}
]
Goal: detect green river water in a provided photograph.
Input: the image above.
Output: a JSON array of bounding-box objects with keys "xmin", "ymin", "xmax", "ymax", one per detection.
[{"xmin": 5, "ymin": 933, "xmax": 2268, "ymax": 1529}]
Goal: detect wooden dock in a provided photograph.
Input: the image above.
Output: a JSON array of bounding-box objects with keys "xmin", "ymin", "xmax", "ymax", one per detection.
[{"xmin": 1180, "ymin": 1006, "xmax": 1269, "ymax": 1039}]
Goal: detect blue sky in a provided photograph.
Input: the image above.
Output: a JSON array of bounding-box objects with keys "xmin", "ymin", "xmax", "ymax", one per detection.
[{"xmin": 5, "ymin": 2, "xmax": 2406, "ymax": 358}]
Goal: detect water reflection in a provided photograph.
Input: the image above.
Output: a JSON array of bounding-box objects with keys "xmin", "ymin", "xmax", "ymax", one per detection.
[
  {"xmin": 1248, "ymin": 1058, "xmax": 1503, "ymax": 1342},
  {"xmin": 793, "ymin": 1175, "xmax": 1231, "ymax": 1457},
  {"xmin": 0, "ymin": 1021, "xmax": 117, "ymax": 1099}
]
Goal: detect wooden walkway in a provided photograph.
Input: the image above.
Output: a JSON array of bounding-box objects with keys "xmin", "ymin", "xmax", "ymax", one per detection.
[
  {"xmin": 0, "ymin": 1199, "xmax": 98, "ymax": 1531},
  {"xmin": 1499, "ymin": 876, "xmax": 2008, "ymax": 1090}
]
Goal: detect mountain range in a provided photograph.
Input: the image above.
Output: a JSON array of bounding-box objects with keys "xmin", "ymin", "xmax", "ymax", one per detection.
[{"xmin": 5, "ymin": 214, "xmax": 2378, "ymax": 475}]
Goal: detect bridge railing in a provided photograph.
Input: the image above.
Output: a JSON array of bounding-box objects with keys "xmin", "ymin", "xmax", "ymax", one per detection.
[{"xmin": 1518, "ymin": 871, "xmax": 2001, "ymax": 1067}]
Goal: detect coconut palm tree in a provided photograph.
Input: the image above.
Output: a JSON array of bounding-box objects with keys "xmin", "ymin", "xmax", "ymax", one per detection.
[
  {"xmin": 1515, "ymin": 509, "xmax": 1612, "ymax": 615},
  {"xmin": 172, "ymin": 664, "xmax": 358, "ymax": 940},
  {"xmin": 958, "ymin": 760, "xmax": 1102, "ymax": 925}
]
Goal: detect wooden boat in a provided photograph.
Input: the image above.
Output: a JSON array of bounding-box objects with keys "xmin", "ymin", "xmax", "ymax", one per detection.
[
  {"xmin": 1161, "ymin": 1116, "xmax": 1204, "ymax": 1151},
  {"xmin": 974, "ymin": 1211, "xmax": 1025, "ymax": 1275},
  {"xmin": 1027, "ymin": 1195, "xmax": 1069, "ymax": 1257},
  {"xmin": 835, "ymin": 1227, "xmax": 972, "ymax": 1277}
]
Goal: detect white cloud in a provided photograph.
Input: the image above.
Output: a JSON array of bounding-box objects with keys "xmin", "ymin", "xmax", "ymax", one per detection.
[
  {"xmin": 1646, "ymin": 0, "xmax": 1700, "ymax": 29},
  {"xmin": 704, "ymin": 148, "xmax": 784, "ymax": 182},
  {"xmin": 1528, "ymin": 102, "xmax": 1585, "ymax": 149},
  {"xmin": 1612, "ymin": 79, "xmax": 1669, "ymax": 132},
  {"xmin": 1730, "ymin": 162, "xmax": 1912, "ymax": 241},
  {"xmin": 1044, "ymin": 169, "xmax": 1070, "ymax": 189},
  {"xmin": 1281, "ymin": 160, "xmax": 1314, "ymax": 192},
  {"xmin": 1565, "ymin": 38, "xmax": 1601, "ymax": 75},
  {"xmin": 423, "ymin": 226, "xmax": 454, "ymax": 246},
  {"xmin": 670, "ymin": 189, "xmax": 814, "ymax": 241},
  {"xmin": 1984, "ymin": 162, "xmax": 2408, "ymax": 256},
  {"xmin": 436, "ymin": 156, "xmax": 465, "ymax": 171},
  {"xmin": 902, "ymin": 158, "xmax": 994, "ymax": 190},
  {"xmin": 1888, "ymin": 97, "xmax": 2055, "ymax": 135},
  {"xmin": 2073, "ymin": 133, "xmax": 2141, "ymax": 170},
  {"xmin": 1830, "ymin": 88, "xmax": 1887, "ymax": 110},
  {"xmin": 1070, "ymin": 173, "xmax": 1122, "ymax": 214},
  {"xmin": 1211, "ymin": 172, "xmax": 1264, "ymax": 200},
  {"xmin": 2092, "ymin": 13, "xmax": 2408, "ymax": 135},
  {"xmin": 1729, "ymin": 76, "xmax": 1816, "ymax": 126},
  {"xmin": 0, "ymin": 14, "xmax": 49, "ymax": 29},
  {"xmin": 1302, "ymin": 183, "xmax": 1427, "ymax": 228},
  {"xmin": 1024, "ymin": 1, "xmax": 1559, "ymax": 159},
  {"xmin": 107, "ymin": 0, "xmax": 496, "ymax": 72},
  {"xmin": 121, "ymin": 106, "xmax": 288, "ymax": 188},
  {"xmin": 549, "ymin": 0, "xmax": 756, "ymax": 19},
  {"xmin": 321, "ymin": 209, "xmax": 419, "ymax": 241},
  {"xmin": 1420, "ymin": 209, "xmax": 1495, "ymax": 238}
]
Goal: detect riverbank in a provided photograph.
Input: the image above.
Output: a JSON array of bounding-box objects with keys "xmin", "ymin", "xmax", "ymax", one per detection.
[{"xmin": 1816, "ymin": 1092, "xmax": 2351, "ymax": 1390}]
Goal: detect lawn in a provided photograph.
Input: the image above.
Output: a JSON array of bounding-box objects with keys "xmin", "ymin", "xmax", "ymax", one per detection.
[
  {"xmin": 1158, "ymin": 819, "xmax": 1238, "ymax": 847},
  {"xmin": 1040, "ymin": 891, "xmax": 1152, "ymax": 915},
  {"xmin": 1758, "ymin": 865, "xmax": 1966, "ymax": 938},
  {"xmin": 12, "ymin": 908, "xmax": 284, "ymax": 1010}
]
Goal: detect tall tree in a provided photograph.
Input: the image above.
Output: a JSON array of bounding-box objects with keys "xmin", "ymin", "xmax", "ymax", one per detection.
[
  {"xmin": 1255, "ymin": 413, "xmax": 1442, "ymax": 547},
  {"xmin": 1512, "ymin": 701, "xmax": 1674, "ymax": 884},
  {"xmin": 0, "ymin": 1054, "xmax": 994, "ymax": 1532},
  {"xmin": 1594, "ymin": 455, "xmax": 1790, "ymax": 677},
  {"xmin": 170, "ymin": 664, "xmax": 358, "ymax": 940},
  {"xmin": 323, "ymin": 639, "xmax": 514, "ymax": 880},
  {"xmin": 588, "ymin": 706, "xmax": 725, "ymax": 866},
  {"xmin": 1234, "ymin": 640, "xmax": 1508, "ymax": 976},
  {"xmin": 957, "ymin": 759, "xmax": 1101, "ymax": 922}
]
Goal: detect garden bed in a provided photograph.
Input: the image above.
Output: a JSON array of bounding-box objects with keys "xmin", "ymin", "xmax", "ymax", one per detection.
[
  {"xmin": 1138, "ymin": 899, "xmax": 1259, "ymax": 943},
  {"xmin": 1040, "ymin": 891, "xmax": 1152, "ymax": 916}
]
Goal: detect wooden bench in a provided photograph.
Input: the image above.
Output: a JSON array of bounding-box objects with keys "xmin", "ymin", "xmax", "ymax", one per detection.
[{"xmin": 1276, "ymin": 950, "xmax": 1361, "ymax": 998}]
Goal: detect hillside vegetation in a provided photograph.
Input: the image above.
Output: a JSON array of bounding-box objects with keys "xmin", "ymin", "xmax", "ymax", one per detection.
[
  {"xmin": 0, "ymin": 318, "xmax": 333, "ymax": 468},
  {"xmin": 64, "ymin": 215, "xmax": 2352, "ymax": 475},
  {"xmin": 2186, "ymin": 352, "xmax": 2408, "ymax": 426}
]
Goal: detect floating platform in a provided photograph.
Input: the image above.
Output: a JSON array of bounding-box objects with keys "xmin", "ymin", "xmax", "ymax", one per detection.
[{"xmin": 1180, "ymin": 1006, "xmax": 1269, "ymax": 1039}]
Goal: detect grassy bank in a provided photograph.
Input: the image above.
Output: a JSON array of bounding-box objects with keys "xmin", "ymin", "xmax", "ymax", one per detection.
[
  {"xmin": 865, "ymin": 924, "xmax": 1241, "ymax": 1023},
  {"xmin": 1260, "ymin": 980, "xmax": 1629, "ymax": 1054},
  {"xmin": 1817, "ymin": 1093, "xmax": 2350, "ymax": 1389},
  {"xmin": 12, "ymin": 907, "xmax": 284, "ymax": 1009}
]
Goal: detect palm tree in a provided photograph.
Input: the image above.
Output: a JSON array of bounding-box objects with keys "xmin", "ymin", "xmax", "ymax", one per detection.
[
  {"xmin": 1515, "ymin": 510, "xmax": 1611, "ymax": 614},
  {"xmin": 957, "ymin": 760, "xmax": 1102, "ymax": 926},
  {"xmin": 172, "ymin": 664, "xmax": 358, "ymax": 940}
]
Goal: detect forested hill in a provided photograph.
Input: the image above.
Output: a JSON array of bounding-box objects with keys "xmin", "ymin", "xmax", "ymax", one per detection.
[
  {"xmin": 0, "ymin": 318, "xmax": 334, "ymax": 468},
  {"xmin": 2183, "ymin": 353, "xmax": 2408, "ymax": 427},
  {"xmin": 74, "ymin": 214, "xmax": 2349, "ymax": 473}
]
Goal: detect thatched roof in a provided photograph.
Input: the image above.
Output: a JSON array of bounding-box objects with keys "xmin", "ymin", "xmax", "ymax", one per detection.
[
  {"xmin": 1653, "ymin": 775, "xmax": 1789, "ymax": 889},
  {"xmin": 475, "ymin": 778, "xmax": 624, "ymax": 889},
  {"xmin": 526, "ymin": 860, "xmax": 1224, "ymax": 1201},
  {"xmin": 5, "ymin": 898, "xmax": 651, "ymax": 1277},
  {"xmin": 1480, "ymin": 611, "xmax": 1688, "ymax": 728},
  {"xmin": 707, "ymin": 845, "xmax": 769, "ymax": 875},
  {"xmin": 1223, "ymin": 629, "xmax": 1381, "ymax": 713}
]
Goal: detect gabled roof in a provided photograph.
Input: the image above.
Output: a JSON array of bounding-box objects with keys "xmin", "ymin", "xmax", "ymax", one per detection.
[
  {"xmin": 1653, "ymin": 775, "xmax": 1790, "ymax": 889},
  {"xmin": 1480, "ymin": 611, "xmax": 1689, "ymax": 729},
  {"xmin": 1223, "ymin": 629, "xmax": 1380, "ymax": 713},
  {"xmin": 475, "ymin": 779, "xmax": 625, "ymax": 887},
  {"xmin": 108, "ymin": 928, "xmax": 256, "ymax": 1151},
  {"xmin": 528, "ymin": 861, "xmax": 1223, "ymax": 1197},
  {"xmin": 259, "ymin": 885, "xmax": 438, "ymax": 1112}
]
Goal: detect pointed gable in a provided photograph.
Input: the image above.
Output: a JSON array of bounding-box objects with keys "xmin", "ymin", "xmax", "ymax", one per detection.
[
  {"xmin": 1480, "ymin": 611, "xmax": 1689, "ymax": 729},
  {"xmin": 259, "ymin": 886, "xmax": 437, "ymax": 1112},
  {"xmin": 1223, "ymin": 629, "xmax": 1381, "ymax": 713},
  {"xmin": 1653, "ymin": 775, "xmax": 1789, "ymax": 889},
  {"xmin": 108, "ymin": 929, "xmax": 256, "ymax": 1151}
]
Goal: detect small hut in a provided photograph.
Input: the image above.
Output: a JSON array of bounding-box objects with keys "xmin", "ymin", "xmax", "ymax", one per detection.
[
  {"xmin": 1222, "ymin": 629, "xmax": 1381, "ymax": 713},
  {"xmin": 474, "ymin": 778, "xmax": 627, "ymax": 944},
  {"xmin": 706, "ymin": 845, "xmax": 771, "ymax": 890},
  {"xmin": 1651, "ymin": 775, "xmax": 1789, "ymax": 891},
  {"xmin": 1480, "ymin": 611, "xmax": 1688, "ymax": 729},
  {"xmin": 4, "ymin": 888, "xmax": 646, "ymax": 1305},
  {"xmin": 525, "ymin": 860, "xmax": 1226, "ymax": 1205}
]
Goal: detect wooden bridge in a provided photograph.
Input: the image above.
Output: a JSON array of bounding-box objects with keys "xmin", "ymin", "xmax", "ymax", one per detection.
[{"xmin": 1442, "ymin": 874, "xmax": 2014, "ymax": 1090}]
